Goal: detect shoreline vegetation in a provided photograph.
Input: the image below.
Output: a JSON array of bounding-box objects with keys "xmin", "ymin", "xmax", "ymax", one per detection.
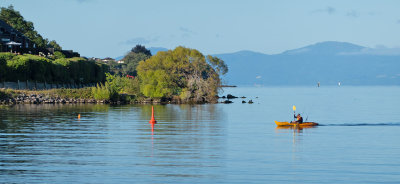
[
  {"xmin": 1, "ymin": 46, "xmax": 229, "ymax": 105},
  {"xmin": 0, "ymin": 46, "xmax": 230, "ymax": 105},
  {"xmin": 0, "ymin": 87, "xmax": 238, "ymax": 105},
  {"xmin": 0, "ymin": 6, "xmax": 230, "ymax": 105}
]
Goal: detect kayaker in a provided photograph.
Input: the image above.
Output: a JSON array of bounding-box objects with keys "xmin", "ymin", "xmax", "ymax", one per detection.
[{"xmin": 293, "ymin": 114, "xmax": 303, "ymax": 124}]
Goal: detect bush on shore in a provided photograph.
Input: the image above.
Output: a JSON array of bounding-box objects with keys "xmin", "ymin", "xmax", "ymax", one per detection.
[
  {"xmin": 92, "ymin": 83, "xmax": 114, "ymax": 101},
  {"xmin": 137, "ymin": 46, "xmax": 227, "ymax": 103},
  {"xmin": 91, "ymin": 73, "xmax": 141, "ymax": 101}
]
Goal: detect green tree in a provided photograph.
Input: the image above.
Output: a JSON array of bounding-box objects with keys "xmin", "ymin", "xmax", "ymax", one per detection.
[
  {"xmin": 131, "ymin": 44, "xmax": 152, "ymax": 56},
  {"xmin": 48, "ymin": 40, "xmax": 62, "ymax": 51},
  {"xmin": 121, "ymin": 45, "xmax": 152, "ymax": 76},
  {"xmin": 136, "ymin": 46, "xmax": 228, "ymax": 102},
  {"xmin": 122, "ymin": 52, "xmax": 150, "ymax": 76},
  {"xmin": 107, "ymin": 60, "xmax": 122, "ymax": 75},
  {"xmin": 206, "ymin": 55, "xmax": 228, "ymax": 75}
]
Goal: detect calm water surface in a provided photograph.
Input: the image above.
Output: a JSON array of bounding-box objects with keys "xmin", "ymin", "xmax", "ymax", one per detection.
[{"xmin": 1, "ymin": 86, "xmax": 400, "ymax": 183}]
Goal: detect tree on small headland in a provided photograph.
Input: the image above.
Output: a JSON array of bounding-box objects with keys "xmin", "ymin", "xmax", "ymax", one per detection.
[
  {"xmin": 90, "ymin": 46, "xmax": 228, "ymax": 103},
  {"xmin": 137, "ymin": 46, "xmax": 227, "ymax": 103}
]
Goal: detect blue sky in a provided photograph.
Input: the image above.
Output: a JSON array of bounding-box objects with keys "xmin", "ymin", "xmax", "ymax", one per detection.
[{"xmin": 1, "ymin": 0, "xmax": 400, "ymax": 58}]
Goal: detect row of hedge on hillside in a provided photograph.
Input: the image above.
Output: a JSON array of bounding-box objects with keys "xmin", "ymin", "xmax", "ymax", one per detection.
[{"xmin": 0, "ymin": 52, "xmax": 109, "ymax": 84}]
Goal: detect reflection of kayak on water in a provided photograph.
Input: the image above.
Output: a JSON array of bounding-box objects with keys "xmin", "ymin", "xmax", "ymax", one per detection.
[{"xmin": 275, "ymin": 121, "xmax": 319, "ymax": 127}]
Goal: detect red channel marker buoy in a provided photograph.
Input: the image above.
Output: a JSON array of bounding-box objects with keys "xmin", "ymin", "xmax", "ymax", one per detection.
[
  {"xmin": 149, "ymin": 106, "xmax": 157, "ymax": 133},
  {"xmin": 149, "ymin": 106, "xmax": 157, "ymax": 124}
]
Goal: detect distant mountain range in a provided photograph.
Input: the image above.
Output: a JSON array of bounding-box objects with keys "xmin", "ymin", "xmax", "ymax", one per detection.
[
  {"xmin": 115, "ymin": 42, "xmax": 400, "ymax": 86},
  {"xmin": 215, "ymin": 41, "xmax": 400, "ymax": 86}
]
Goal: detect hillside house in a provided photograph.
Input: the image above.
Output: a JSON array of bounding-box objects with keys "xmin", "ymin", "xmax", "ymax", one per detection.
[{"xmin": 0, "ymin": 19, "xmax": 34, "ymax": 53}]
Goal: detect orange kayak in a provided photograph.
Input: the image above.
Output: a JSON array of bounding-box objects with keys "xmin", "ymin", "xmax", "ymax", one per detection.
[{"xmin": 275, "ymin": 121, "xmax": 319, "ymax": 127}]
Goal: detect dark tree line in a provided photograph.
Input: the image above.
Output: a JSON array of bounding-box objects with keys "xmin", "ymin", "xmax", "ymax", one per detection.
[{"xmin": 0, "ymin": 53, "xmax": 108, "ymax": 84}]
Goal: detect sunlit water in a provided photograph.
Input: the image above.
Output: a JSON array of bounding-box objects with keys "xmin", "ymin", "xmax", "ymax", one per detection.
[{"xmin": 1, "ymin": 86, "xmax": 400, "ymax": 183}]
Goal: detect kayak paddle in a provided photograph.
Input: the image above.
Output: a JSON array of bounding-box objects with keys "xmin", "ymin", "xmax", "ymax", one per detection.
[{"xmin": 293, "ymin": 105, "xmax": 296, "ymax": 121}]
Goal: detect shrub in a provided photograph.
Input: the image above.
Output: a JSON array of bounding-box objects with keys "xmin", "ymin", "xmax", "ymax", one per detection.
[
  {"xmin": 91, "ymin": 73, "xmax": 141, "ymax": 101},
  {"xmin": 92, "ymin": 83, "xmax": 113, "ymax": 101},
  {"xmin": 122, "ymin": 77, "xmax": 141, "ymax": 96},
  {"xmin": 53, "ymin": 51, "xmax": 65, "ymax": 59}
]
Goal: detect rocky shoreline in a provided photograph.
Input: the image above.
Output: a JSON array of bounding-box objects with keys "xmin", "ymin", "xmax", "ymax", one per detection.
[
  {"xmin": 0, "ymin": 93, "xmax": 251, "ymax": 105},
  {"xmin": 0, "ymin": 93, "xmax": 103, "ymax": 105}
]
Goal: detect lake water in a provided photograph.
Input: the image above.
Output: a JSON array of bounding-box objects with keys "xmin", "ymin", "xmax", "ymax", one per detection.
[{"xmin": 1, "ymin": 86, "xmax": 400, "ymax": 183}]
